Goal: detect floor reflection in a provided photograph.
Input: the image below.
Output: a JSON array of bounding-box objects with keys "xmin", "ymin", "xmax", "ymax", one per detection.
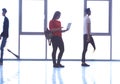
[
  {"xmin": 52, "ymin": 68, "xmax": 63, "ymax": 84},
  {"xmin": 0, "ymin": 61, "xmax": 120, "ymax": 84},
  {"xmin": 82, "ymin": 67, "xmax": 87, "ymax": 84},
  {"xmin": 0, "ymin": 61, "xmax": 20, "ymax": 84},
  {"xmin": 0, "ymin": 66, "xmax": 3, "ymax": 84},
  {"xmin": 81, "ymin": 67, "xmax": 96, "ymax": 84}
]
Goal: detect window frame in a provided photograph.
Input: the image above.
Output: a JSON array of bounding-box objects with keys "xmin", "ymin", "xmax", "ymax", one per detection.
[{"xmin": 85, "ymin": 0, "xmax": 112, "ymax": 36}]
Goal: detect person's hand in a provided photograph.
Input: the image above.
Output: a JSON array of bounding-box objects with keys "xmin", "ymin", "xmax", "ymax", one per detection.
[{"xmin": 66, "ymin": 27, "xmax": 69, "ymax": 31}]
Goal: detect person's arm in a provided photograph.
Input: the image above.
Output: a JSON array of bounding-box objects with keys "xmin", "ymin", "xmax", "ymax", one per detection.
[
  {"xmin": 87, "ymin": 18, "xmax": 91, "ymax": 42},
  {"xmin": 61, "ymin": 28, "xmax": 69, "ymax": 32}
]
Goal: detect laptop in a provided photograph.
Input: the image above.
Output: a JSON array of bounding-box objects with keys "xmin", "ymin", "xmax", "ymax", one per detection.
[{"xmin": 66, "ymin": 23, "xmax": 72, "ymax": 30}]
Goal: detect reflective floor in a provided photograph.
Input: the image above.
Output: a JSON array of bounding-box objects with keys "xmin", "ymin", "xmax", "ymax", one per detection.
[{"xmin": 0, "ymin": 61, "xmax": 120, "ymax": 84}]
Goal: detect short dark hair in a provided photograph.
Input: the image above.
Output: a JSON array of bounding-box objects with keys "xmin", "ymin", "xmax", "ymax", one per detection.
[
  {"xmin": 85, "ymin": 8, "xmax": 90, "ymax": 14},
  {"xmin": 2, "ymin": 8, "xmax": 7, "ymax": 13}
]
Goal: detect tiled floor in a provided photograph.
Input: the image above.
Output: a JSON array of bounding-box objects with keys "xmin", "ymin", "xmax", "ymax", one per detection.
[{"xmin": 0, "ymin": 61, "xmax": 120, "ymax": 84}]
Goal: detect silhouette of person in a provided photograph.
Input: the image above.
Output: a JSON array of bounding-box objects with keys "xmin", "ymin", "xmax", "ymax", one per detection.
[
  {"xmin": 49, "ymin": 11, "xmax": 64, "ymax": 68},
  {"xmin": 0, "ymin": 8, "xmax": 9, "ymax": 65},
  {"xmin": 81, "ymin": 8, "xmax": 96, "ymax": 66}
]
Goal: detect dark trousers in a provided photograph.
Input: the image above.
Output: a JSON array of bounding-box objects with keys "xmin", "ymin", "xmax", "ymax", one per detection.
[
  {"xmin": 0, "ymin": 37, "xmax": 7, "ymax": 63},
  {"xmin": 51, "ymin": 36, "xmax": 64, "ymax": 65},
  {"xmin": 82, "ymin": 34, "xmax": 96, "ymax": 63}
]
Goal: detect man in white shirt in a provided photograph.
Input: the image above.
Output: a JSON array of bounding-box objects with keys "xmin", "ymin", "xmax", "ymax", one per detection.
[{"xmin": 81, "ymin": 8, "xmax": 96, "ymax": 66}]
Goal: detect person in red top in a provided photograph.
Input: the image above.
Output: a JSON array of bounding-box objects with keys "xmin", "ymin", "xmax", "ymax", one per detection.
[{"xmin": 49, "ymin": 11, "xmax": 64, "ymax": 68}]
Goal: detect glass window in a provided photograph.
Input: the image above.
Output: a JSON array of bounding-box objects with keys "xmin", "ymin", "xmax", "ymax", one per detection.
[
  {"xmin": 47, "ymin": 0, "xmax": 84, "ymax": 59},
  {"xmin": 20, "ymin": 35, "xmax": 45, "ymax": 59},
  {"xmin": 87, "ymin": 1, "xmax": 109, "ymax": 33},
  {"xmin": 112, "ymin": 0, "xmax": 120, "ymax": 60},
  {"xmin": 0, "ymin": 0, "xmax": 19, "ymax": 59},
  {"xmin": 86, "ymin": 36, "xmax": 110, "ymax": 60},
  {"xmin": 22, "ymin": 0, "xmax": 44, "ymax": 32}
]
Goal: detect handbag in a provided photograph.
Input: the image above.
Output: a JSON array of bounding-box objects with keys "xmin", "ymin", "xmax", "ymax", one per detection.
[{"xmin": 44, "ymin": 28, "xmax": 53, "ymax": 45}]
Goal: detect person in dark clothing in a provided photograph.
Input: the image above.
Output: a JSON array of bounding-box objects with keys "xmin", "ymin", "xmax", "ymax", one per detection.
[
  {"xmin": 49, "ymin": 11, "xmax": 64, "ymax": 68},
  {"xmin": 0, "ymin": 8, "xmax": 9, "ymax": 65}
]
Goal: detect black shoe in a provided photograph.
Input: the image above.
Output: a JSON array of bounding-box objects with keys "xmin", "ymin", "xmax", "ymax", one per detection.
[
  {"xmin": 58, "ymin": 64, "xmax": 64, "ymax": 68},
  {"xmin": 81, "ymin": 63, "xmax": 90, "ymax": 67},
  {"xmin": 53, "ymin": 64, "xmax": 59, "ymax": 68}
]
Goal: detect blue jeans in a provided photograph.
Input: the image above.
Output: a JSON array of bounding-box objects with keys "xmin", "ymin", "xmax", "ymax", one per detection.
[{"xmin": 0, "ymin": 37, "xmax": 7, "ymax": 63}]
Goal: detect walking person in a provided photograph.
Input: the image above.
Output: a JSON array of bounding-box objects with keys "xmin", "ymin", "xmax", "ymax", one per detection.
[
  {"xmin": 49, "ymin": 11, "xmax": 64, "ymax": 68},
  {"xmin": 81, "ymin": 8, "xmax": 96, "ymax": 66},
  {"xmin": 0, "ymin": 8, "xmax": 9, "ymax": 65}
]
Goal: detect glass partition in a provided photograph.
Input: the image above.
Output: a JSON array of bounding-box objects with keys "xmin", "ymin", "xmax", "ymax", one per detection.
[
  {"xmin": 86, "ymin": 36, "xmax": 110, "ymax": 60},
  {"xmin": 20, "ymin": 0, "xmax": 46, "ymax": 59},
  {"xmin": 47, "ymin": 0, "xmax": 84, "ymax": 59},
  {"xmin": 112, "ymin": 0, "xmax": 120, "ymax": 60},
  {"xmin": 22, "ymin": 0, "xmax": 44, "ymax": 32},
  {"xmin": 0, "ymin": 0, "xmax": 19, "ymax": 59},
  {"xmin": 0, "ymin": 0, "xmax": 114, "ymax": 60},
  {"xmin": 20, "ymin": 35, "xmax": 45, "ymax": 59},
  {"xmin": 85, "ymin": 0, "xmax": 110, "ymax": 60},
  {"xmin": 87, "ymin": 1, "xmax": 109, "ymax": 33}
]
